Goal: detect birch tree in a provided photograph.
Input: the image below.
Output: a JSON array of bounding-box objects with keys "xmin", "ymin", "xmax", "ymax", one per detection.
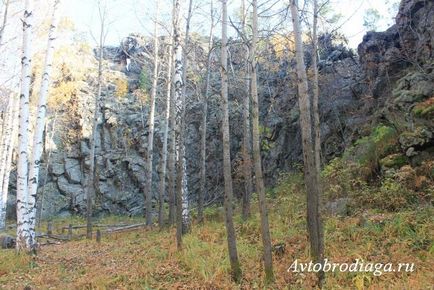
[
  {"xmin": 167, "ymin": 74, "xmax": 176, "ymax": 226},
  {"xmin": 251, "ymin": 0, "xmax": 274, "ymax": 281},
  {"xmin": 0, "ymin": 93, "xmax": 18, "ymax": 230},
  {"xmin": 27, "ymin": 0, "xmax": 60, "ymax": 244},
  {"xmin": 167, "ymin": 6, "xmax": 177, "ymax": 225},
  {"xmin": 0, "ymin": 97, "xmax": 13, "ymax": 211},
  {"xmin": 86, "ymin": 0, "xmax": 107, "ymax": 239},
  {"xmin": 173, "ymin": 0, "xmax": 189, "ymax": 249},
  {"xmin": 221, "ymin": 0, "xmax": 242, "ymax": 282},
  {"xmin": 290, "ymin": 0, "xmax": 324, "ymax": 285},
  {"xmin": 158, "ymin": 18, "xmax": 174, "ymax": 229},
  {"xmin": 177, "ymin": 0, "xmax": 193, "ymax": 236},
  {"xmin": 198, "ymin": 0, "xmax": 214, "ymax": 224},
  {"xmin": 16, "ymin": 0, "xmax": 34, "ymax": 252},
  {"xmin": 144, "ymin": 0, "xmax": 160, "ymax": 226},
  {"xmin": 0, "ymin": 0, "xmax": 10, "ymax": 46}
]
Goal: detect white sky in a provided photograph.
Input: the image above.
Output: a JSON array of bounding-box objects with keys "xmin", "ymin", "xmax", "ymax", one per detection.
[
  {"xmin": 0, "ymin": 0, "xmax": 399, "ymax": 89},
  {"xmin": 62, "ymin": 0, "xmax": 400, "ymax": 48}
]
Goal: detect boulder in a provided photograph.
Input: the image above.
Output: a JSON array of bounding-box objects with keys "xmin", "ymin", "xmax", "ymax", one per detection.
[
  {"xmin": 37, "ymin": 182, "xmax": 69, "ymax": 219},
  {"xmin": 399, "ymin": 127, "xmax": 433, "ymax": 150},
  {"xmin": 65, "ymin": 158, "xmax": 82, "ymax": 184},
  {"xmin": 50, "ymin": 162, "xmax": 64, "ymax": 176},
  {"xmin": 0, "ymin": 235, "xmax": 15, "ymax": 249},
  {"xmin": 325, "ymin": 198, "xmax": 350, "ymax": 216},
  {"xmin": 57, "ymin": 176, "xmax": 85, "ymax": 209},
  {"xmin": 379, "ymin": 154, "xmax": 407, "ymax": 170}
]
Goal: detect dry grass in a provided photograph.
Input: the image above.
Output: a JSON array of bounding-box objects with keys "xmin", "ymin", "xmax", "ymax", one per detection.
[{"xmin": 0, "ymin": 175, "xmax": 433, "ymax": 289}]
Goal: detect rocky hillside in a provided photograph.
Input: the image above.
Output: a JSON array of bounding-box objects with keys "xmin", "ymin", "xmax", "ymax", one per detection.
[{"xmin": 5, "ymin": 0, "xmax": 432, "ymax": 219}]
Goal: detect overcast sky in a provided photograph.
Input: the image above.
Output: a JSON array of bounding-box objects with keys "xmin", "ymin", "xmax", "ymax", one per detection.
[{"xmin": 62, "ymin": 0, "xmax": 400, "ymax": 48}]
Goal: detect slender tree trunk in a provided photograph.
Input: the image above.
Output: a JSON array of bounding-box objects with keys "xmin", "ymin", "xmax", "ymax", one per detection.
[
  {"xmin": 250, "ymin": 0, "xmax": 274, "ymax": 282},
  {"xmin": 144, "ymin": 0, "xmax": 160, "ymax": 226},
  {"xmin": 167, "ymin": 90, "xmax": 176, "ymax": 226},
  {"xmin": 221, "ymin": 0, "xmax": 242, "ymax": 282},
  {"xmin": 37, "ymin": 113, "xmax": 57, "ymax": 226},
  {"xmin": 27, "ymin": 0, "xmax": 60, "ymax": 244},
  {"xmin": 0, "ymin": 94, "xmax": 18, "ymax": 230},
  {"xmin": 312, "ymin": 0, "xmax": 321, "ymax": 176},
  {"xmin": 198, "ymin": 0, "xmax": 214, "ymax": 224},
  {"xmin": 173, "ymin": 0, "xmax": 188, "ymax": 249},
  {"xmin": 290, "ymin": 0, "xmax": 324, "ymax": 285},
  {"xmin": 158, "ymin": 27, "xmax": 174, "ymax": 229},
  {"xmin": 16, "ymin": 0, "xmax": 34, "ymax": 252},
  {"xmin": 0, "ymin": 111, "xmax": 4, "ymax": 151},
  {"xmin": 241, "ymin": 0, "xmax": 253, "ymax": 221},
  {"xmin": 0, "ymin": 98, "xmax": 13, "ymax": 203},
  {"xmin": 86, "ymin": 6, "xmax": 106, "ymax": 240},
  {"xmin": 177, "ymin": 0, "xmax": 193, "ymax": 236},
  {"xmin": 0, "ymin": 0, "xmax": 10, "ymax": 47},
  {"xmin": 167, "ymin": 20, "xmax": 177, "ymax": 226}
]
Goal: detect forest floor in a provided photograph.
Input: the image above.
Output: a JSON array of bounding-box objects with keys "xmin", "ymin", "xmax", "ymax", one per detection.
[{"xmin": 0, "ymin": 174, "xmax": 433, "ymax": 289}]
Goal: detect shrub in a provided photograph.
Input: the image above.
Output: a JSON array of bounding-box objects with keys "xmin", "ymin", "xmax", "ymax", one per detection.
[
  {"xmin": 139, "ymin": 69, "xmax": 151, "ymax": 92},
  {"xmin": 412, "ymin": 97, "xmax": 434, "ymax": 119},
  {"xmin": 115, "ymin": 78, "xmax": 128, "ymax": 98},
  {"xmin": 353, "ymin": 178, "xmax": 418, "ymax": 211},
  {"xmin": 322, "ymin": 157, "xmax": 365, "ymax": 199},
  {"xmin": 343, "ymin": 125, "xmax": 398, "ymax": 180}
]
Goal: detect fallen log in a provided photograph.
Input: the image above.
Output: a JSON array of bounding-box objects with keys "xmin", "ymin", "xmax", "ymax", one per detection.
[
  {"xmin": 39, "ymin": 240, "xmax": 61, "ymax": 246},
  {"xmin": 104, "ymin": 223, "xmax": 146, "ymax": 233},
  {"xmin": 36, "ymin": 233, "xmax": 70, "ymax": 241},
  {"xmin": 37, "ymin": 233, "xmax": 86, "ymax": 241},
  {"xmin": 61, "ymin": 223, "xmax": 130, "ymax": 232}
]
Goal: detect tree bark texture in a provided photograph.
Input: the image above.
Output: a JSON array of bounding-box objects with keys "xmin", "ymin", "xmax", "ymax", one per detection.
[
  {"xmin": 251, "ymin": 0, "xmax": 274, "ymax": 281},
  {"xmin": 144, "ymin": 0, "xmax": 160, "ymax": 226},
  {"xmin": 27, "ymin": 0, "xmax": 61, "ymax": 244},
  {"xmin": 221, "ymin": 0, "xmax": 242, "ymax": 282},
  {"xmin": 290, "ymin": 0, "xmax": 324, "ymax": 284},
  {"xmin": 16, "ymin": 0, "xmax": 34, "ymax": 252}
]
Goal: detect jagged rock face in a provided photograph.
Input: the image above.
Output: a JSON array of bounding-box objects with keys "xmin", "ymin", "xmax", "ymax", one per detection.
[
  {"xmin": 6, "ymin": 0, "xmax": 432, "ymax": 219},
  {"xmin": 396, "ymin": 0, "xmax": 434, "ymax": 64},
  {"xmin": 358, "ymin": 0, "xmax": 434, "ymax": 98},
  {"xmin": 356, "ymin": 0, "xmax": 433, "ymax": 180}
]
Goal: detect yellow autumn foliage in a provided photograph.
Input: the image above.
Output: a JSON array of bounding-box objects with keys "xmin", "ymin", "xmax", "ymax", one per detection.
[{"xmin": 114, "ymin": 77, "xmax": 129, "ymax": 98}]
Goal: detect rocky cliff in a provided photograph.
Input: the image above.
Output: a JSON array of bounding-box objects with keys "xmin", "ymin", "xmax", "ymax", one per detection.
[{"xmin": 5, "ymin": 0, "xmax": 432, "ymax": 219}]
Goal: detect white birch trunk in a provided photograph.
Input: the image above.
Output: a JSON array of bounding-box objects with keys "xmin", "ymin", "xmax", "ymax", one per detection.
[
  {"xmin": 177, "ymin": 0, "xmax": 193, "ymax": 235},
  {"xmin": 158, "ymin": 21, "xmax": 174, "ymax": 228},
  {"xmin": 0, "ymin": 0, "xmax": 10, "ymax": 47},
  {"xmin": 167, "ymin": 69, "xmax": 176, "ymax": 226},
  {"xmin": 27, "ymin": 0, "xmax": 60, "ymax": 242},
  {"xmin": 0, "ymin": 94, "xmax": 18, "ymax": 230},
  {"xmin": 0, "ymin": 98, "xmax": 13, "ymax": 199},
  {"xmin": 87, "ymin": 3, "xmax": 106, "ymax": 239},
  {"xmin": 173, "ymin": 0, "xmax": 189, "ymax": 249},
  {"xmin": 144, "ymin": 0, "xmax": 160, "ymax": 226},
  {"xmin": 16, "ymin": 0, "xmax": 34, "ymax": 252}
]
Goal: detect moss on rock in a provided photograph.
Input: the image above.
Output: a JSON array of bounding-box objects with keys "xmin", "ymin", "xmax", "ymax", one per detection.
[
  {"xmin": 341, "ymin": 125, "xmax": 398, "ymax": 180},
  {"xmin": 393, "ymin": 71, "xmax": 434, "ymax": 104},
  {"xmin": 380, "ymin": 153, "xmax": 407, "ymax": 169},
  {"xmin": 399, "ymin": 126, "xmax": 433, "ymax": 149}
]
